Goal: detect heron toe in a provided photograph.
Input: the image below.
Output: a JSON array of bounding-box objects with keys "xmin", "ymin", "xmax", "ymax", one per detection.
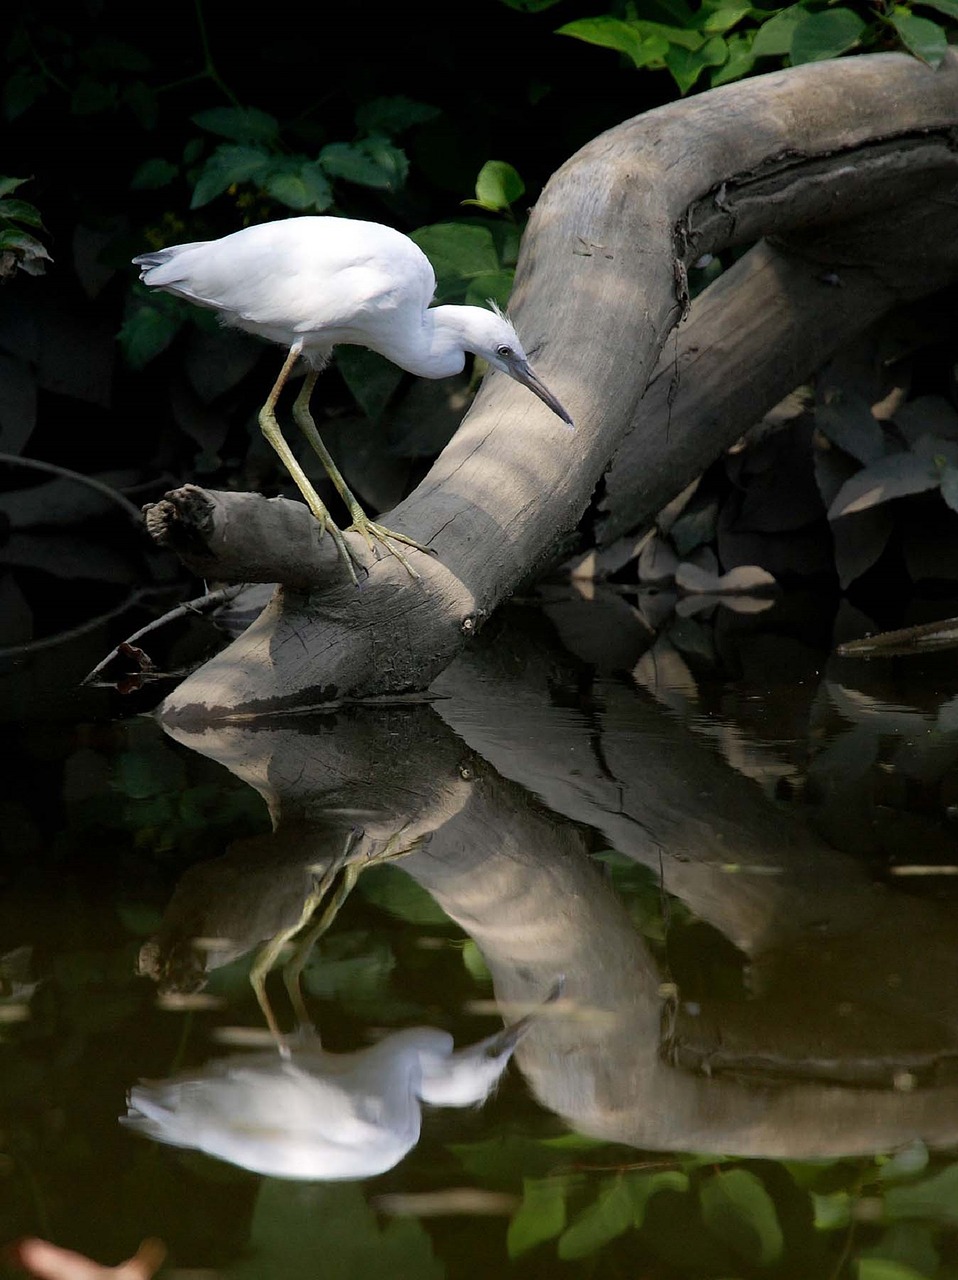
[{"xmin": 347, "ymin": 515, "xmax": 436, "ymax": 579}]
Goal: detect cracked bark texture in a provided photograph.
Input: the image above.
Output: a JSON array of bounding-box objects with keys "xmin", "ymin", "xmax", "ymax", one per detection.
[{"xmin": 150, "ymin": 52, "xmax": 958, "ymax": 720}]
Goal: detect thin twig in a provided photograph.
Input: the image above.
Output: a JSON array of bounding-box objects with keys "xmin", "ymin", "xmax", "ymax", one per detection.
[
  {"xmin": 81, "ymin": 584, "xmax": 246, "ymax": 685},
  {"xmin": 0, "ymin": 453, "xmax": 143, "ymax": 523}
]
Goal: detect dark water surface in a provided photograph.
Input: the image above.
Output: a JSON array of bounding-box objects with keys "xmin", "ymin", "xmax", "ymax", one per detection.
[{"xmin": 3, "ymin": 592, "xmax": 958, "ymax": 1279}]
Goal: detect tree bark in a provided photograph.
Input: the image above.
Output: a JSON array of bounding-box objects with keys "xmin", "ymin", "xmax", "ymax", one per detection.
[{"xmin": 148, "ymin": 52, "xmax": 958, "ymax": 715}]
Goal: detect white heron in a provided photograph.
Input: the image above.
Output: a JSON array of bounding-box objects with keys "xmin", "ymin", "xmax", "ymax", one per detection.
[
  {"xmin": 134, "ymin": 216, "xmax": 573, "ymax": 584},
  {"xmin": 122, "ymin": 989, "xmax": 561, "ymax": 1181}
]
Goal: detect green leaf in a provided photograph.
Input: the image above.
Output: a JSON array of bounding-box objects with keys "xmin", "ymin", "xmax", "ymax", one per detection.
[
  {"xmin": 469, "ymin": 160, "xmax": 526, "ymax": 212},
  {"xmin": 885, "ymin": 1164, "xmax": 958, "ymax": 1224},
  {"xmin": 632, "ymin": 19, "xmax": 706, "ymax": 50},
  {"xmin": 888, "ymin": 9, "xmax": 948, "ymax": 65},
  {"xmin": 0, "ymin": 177, "xmax": 30, "ymax": 199},
  {"xmin": 190, "ymin": 145, "xmax": 271, "ymax": 208},
  {"xmin": 857, "ymin": 1261, "xmax": 930, "ymax": 1280},
  {"xmin": 464, "ymin": 268, "xmax": 515, "ymax": 310},
  {"xmin": 790, "ymin": 8, "xmax": 866, "ymax": 63},
  {"xmin": 558, "ymin": 1177, "xmax": 634, "ymax": 1260},
  {"xmin": 263, "ymin": 158, "xmax": 335, "ymax": 211},
  {"xmin": 913, "ymin": 0, "xmax": 958, "ymax": 18},
  {"xmin": 0, "ymin": 199, "xmax": 43, "ymax": 228},
  {"xmin": 354, "ymin": 96, "xmax": 440, "ymax": 136},
  {"xmin": 711, "ymin": 32, "xmax": 756, "ymax": 84},
  {"xmin": 666, "ymin": 36, "xmax": 728, "ymax": 92},
  {"xmin": 191, "ymin": 106, "xmax": 279, "ymax": 143},
  {"xmin": 118, "ymin": 297, "xmax": 184, "ymax": 369},
  {"xmin": 411, "ymin": 222, "xmax": 501, "ymax": 301},
  {"xmin": 699, "ymin": 1169, "xmax": 783, "ymax": 1267},
  {"xmin": 751, "ymin": 5, "xmax": 805, "ymax": 56},
  {"xmin": 703, "ymin": 2, "xmax": 752, "ymax": 33},
  {"xmin": 131, "ymin": 158, "xmax": 178, "ymax": 190},
  {"xmin": 0, "ymin": 229, "xmax": 52, "ymax": 275},
  {"xmin": 320, "ymin": 138, "xmax": 409, "ymax": 190},
  {"xmin": 335, "ymin": 346, "xmax": 403, "ymax": 420},
  {"xmin": 557, "ymin": 17, "xmax": 665, "ymax": 67},
  {"xmin": 507, "ymin": 1178, "xmax": 569, "ymax": 1257}
]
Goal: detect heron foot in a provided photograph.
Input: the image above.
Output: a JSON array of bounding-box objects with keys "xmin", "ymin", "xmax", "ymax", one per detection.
[{"xmin": 346, "ymin": 515, "xmax": 436, "ymax": 579}]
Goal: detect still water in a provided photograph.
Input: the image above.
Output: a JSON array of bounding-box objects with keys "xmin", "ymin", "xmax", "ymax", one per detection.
[{"xmin": 3, "ymin": 589, "xmax": 958, "ymax": 1279}]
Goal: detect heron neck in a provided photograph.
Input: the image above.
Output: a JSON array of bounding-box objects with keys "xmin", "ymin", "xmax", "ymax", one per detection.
[{"xmin": 402, "ymin": 305, "xmax": 479, "ymax": 379}]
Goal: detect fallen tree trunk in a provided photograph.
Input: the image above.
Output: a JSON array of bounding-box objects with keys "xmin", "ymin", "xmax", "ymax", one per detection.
[{"xmin": 150, "ymin": 52, "xmax": 958, "ymax": 717}]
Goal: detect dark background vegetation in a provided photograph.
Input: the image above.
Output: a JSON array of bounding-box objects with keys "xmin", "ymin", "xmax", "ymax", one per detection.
[{"xmin": 3, "ymin": 0, "xmax": 957, "ymax": 660}]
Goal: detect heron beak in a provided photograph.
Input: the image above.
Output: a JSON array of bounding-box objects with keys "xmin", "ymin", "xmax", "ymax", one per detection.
[
  {"xmin": 506, "ymin": 358, "xmax": 574, "ymax": 429},
  {"xmin": 483, "ymin": 976, "xmax": 566, "ymax": 1057}
]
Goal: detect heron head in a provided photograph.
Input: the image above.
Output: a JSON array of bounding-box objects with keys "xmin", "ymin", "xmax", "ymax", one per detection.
[{"xmin": 467, "ymin": 303, "xmax": 574, "ymax": 429}]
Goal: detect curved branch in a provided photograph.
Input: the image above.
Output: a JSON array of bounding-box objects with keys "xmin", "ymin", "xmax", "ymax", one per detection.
[{"xmin": 153, "ymin": 52, "xmax": 958, "ymax": 716}]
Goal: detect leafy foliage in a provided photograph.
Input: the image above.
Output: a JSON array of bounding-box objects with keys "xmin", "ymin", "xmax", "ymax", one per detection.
[
  {"xmin": 553, "ymin": 0, "xmax": 954, "ymax": 93},
  {"xmin": 0, "ymin": 177, "xmax": 50, "ymax": 278}
]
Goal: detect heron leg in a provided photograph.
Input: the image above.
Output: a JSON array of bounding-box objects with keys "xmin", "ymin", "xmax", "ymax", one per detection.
[
  {"xmin": 259, "ymin": 349, "xmax": 363, "ymax": 586},
  {"xmin": 292, "ymin": 372, "xmax": 435, "ymax": 579},
  {"xmin": 283, "ymin": 863, "xmax": 361, "ymax": 1031},
  {"xmin": 249, "ymin": 832, "xmax": 360, "ymax": 1054},
  {"xmin": 281, "ymin": 826, "xmax": 423, "ymax": 1030}
]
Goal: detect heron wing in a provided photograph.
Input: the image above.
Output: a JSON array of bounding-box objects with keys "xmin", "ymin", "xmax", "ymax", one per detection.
[{"xmin": 136, "ymin": 218, "xmax": 437, "ymax": 345}]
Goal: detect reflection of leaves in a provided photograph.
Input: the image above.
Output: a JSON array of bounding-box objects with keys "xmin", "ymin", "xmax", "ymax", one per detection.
[
  {"xmin": 699, "ymin": 1168, "xmax": 783, "ymax": 1267},
  {"xmin": 827, "ymin": 453, "xmax": 940, "ymax": 519},
  {"xmin": 816, "ymin": 389, "xmax": 885, "ymax": 464},
  {"xmin": 231, "ymin": 1181, "xmax": 443, "ymax": 1280},
  {"xmin": 884, "ymin": 1164, "xmax": 958, "ymax": 1225},
  {"xmin": 358, "ymin": 865, "xmax": 453, "ymax": 926},
  {"xmin": 878, "ymin": 1141, "xmax": 929, "ymax": 1184},
  {"xmin": 856, "ymin": 1260, "xmax": 931, "ymax": 1280},
  {"xmin": 507, "ymin": 1177, "xmax": 569, "ymax": 1257},
  {"xmin": 449, "ymin": 1135, "xmax": 565, "ymax": 1186},
  {"xmin": 461, "ymin": 939, "xmax": 492, "ymax": 983},
  {"xmin": 860, "ymin": 1223, "xmax": 939, "ymax": 1277},
  {"xmin": 558, "ymin": 1176, "xmax": 634, "ymax": 1259},
  {"xmin": 300, "ymin": 931, "xmax": 396, "ymax": 1009}
]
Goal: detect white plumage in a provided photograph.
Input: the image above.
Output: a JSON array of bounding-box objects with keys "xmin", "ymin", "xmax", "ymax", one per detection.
[
  {"xmin": 123, "ymin": 1021, "xmax": 532, "ymax": 1181},
  {"xmin": 134, "ymin": 217, "xmax": 572, "ymax": 582}
]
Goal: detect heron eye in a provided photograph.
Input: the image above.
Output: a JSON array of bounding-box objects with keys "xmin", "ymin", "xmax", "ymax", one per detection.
[{"xmin": 496, "ymin": 344, "xmax": 513, "ymax": 358}]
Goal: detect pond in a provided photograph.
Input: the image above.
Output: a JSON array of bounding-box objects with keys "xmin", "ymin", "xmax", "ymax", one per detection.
[{"xmin": 3, "ymin": 587, "xmax": 958, "ymax": 1280}]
